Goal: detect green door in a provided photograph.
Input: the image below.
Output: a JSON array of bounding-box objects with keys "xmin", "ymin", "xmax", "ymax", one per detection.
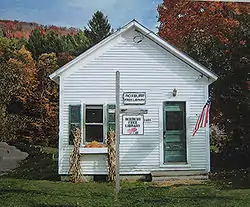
[{"xmin": 163, "ymin": 102, "xmax": 187, "ymax": 163}]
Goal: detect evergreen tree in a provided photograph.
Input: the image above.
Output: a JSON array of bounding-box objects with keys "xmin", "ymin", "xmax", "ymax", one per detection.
[
  {"xmin": 84, "ymin": 11, "xmax": 112, "ymax": 46},
  {"xmin": 0, "ymin": 28, "xmax": 4, "ymax": 37},
  {"xmin": 61, "ymin": 34, "xmax": 76, "ymax": 55},
  {"xmin": 0, "ymin": 36, "xmax": 17, "ymax": 63},
  {"xmin": 26, "ymin": 29, "xmax": 45, "ymax": 59},
  {"xmin": 72, "ymin": 31, "xmax": 90, "ymax": 55},
  {"xmin": 44, "ymin": 31, "xmax": 64, "ymax": 54},
  {"xmin": 17, "ymin": 37, "xmax": 27, "ymax": 50}
]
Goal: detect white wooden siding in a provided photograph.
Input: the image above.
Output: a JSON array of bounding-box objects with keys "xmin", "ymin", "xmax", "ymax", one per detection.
[{"xmin": 59, "ymin": 27, "xmax": 210, "ymax": 175}]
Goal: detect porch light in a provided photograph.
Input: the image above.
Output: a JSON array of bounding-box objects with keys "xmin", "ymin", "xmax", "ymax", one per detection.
[{"xmin": 173, "ymin": 88, "xmax": 177, "ymax": 97}]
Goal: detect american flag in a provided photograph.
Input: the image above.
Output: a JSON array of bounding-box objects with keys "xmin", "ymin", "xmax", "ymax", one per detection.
[{"xmin": 192, "ymin": 98, "xmax": 211, "ymax": 136}]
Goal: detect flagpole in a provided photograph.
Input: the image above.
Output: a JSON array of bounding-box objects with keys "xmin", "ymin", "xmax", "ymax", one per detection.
[{"xmin": 115, "ymin": 71, "xmax": 120, "ymax": 200}]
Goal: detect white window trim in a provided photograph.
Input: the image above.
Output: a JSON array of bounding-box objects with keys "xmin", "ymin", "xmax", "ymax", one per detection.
[
  {"xmin": 82, "ymin": 104, "xmax": 105, "ymax": 145},
  {"xmin": 159, "ymin": 99, "xmax": 191, "ymax": 168},
  {"xmin": 80, "ymin": 147, "xmax": 107, "ymax": 154},
  {"xmin": 79, "ymin": 101, "xmax": 110, "ymax": 153}
]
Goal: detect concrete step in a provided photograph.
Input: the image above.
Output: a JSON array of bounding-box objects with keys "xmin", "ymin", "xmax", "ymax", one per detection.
[
  {"xmin": 151, "ymin": 170, "xmax": 206, "ymax": 177},
  {"xmin": 152, "ymin": 175, "xmax": 208, "ymax": 182}
]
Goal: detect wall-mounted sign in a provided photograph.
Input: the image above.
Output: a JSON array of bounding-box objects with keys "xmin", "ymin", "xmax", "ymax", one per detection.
[
  {"xmin": 123, "ymin": 92, "xmax": 146, "ymax": 105},
  {"xmin": 122, "ymin": 115, "xmax": 144, "ymax": 135},
  {"xmin": 120, "ymin": 108, "xmax": 148, "ymax": 115}
]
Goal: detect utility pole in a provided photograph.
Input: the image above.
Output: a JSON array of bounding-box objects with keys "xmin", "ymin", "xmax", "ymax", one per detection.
[{"xmin": 115, "ymin": 71, "xmax": 120, "ymax": 200}]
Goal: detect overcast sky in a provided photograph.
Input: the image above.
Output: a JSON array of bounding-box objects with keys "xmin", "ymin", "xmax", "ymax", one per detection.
[{"xmin": 0, "ymin": 0, "xmax": 162, "ymax": 30}]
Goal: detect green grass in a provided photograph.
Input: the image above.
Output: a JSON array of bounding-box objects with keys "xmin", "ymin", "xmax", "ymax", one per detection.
[
  {"xmin": 1, "ymin": 144, "xmax": 250, "ymax": 207},
  {"xmin": 1, "ymin": 178, "xmax": 250, "ymax": 207}
]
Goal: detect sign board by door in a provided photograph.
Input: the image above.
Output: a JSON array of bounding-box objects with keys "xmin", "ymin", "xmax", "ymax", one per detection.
[
  {"xmin": 123, "ymin": 92, "xmax": 146, "ymax": 105},
  {"xmin": 122, "ymin": 115, "xmax": 144, "ymax": 135}
]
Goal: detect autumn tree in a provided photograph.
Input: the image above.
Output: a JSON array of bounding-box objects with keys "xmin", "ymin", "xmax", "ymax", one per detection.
[
  {"xmin": 0, "ymin": 37, "xmax": 17, "ymax": 141},
  {"xmin": 158, "ymin": 1, "xmax": 250, "ymax": 168},
  {"xmin": 35, "ymin": 53, "xmax": 59, "ymax": 146},
  {"xmin": 158, "ymin": 0, "xmax": 250, "ymax": 49},
  {"xmin": 0, "ymin": 46, "xmax": 38, "ymax": 142},
  {"xmin": 211, "ymin": 14, "xmax": 250, "ymax": 162},
  {"xmin": 0, "ymin": 35, "xmax": 18, "ymax": 63},
  {"xmin": 84, "ymin": 11, "xmax": 112, "ymax": 46}
]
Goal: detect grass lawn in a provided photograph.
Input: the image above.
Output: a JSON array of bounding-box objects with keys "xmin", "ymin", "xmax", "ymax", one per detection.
[
  {"xmin": 1, "ymin": 144, "xmax": 250, "ymax": 207},
  {"xmin": 1, "ymin": 178, "xmax": 250, "ymax": 207}
]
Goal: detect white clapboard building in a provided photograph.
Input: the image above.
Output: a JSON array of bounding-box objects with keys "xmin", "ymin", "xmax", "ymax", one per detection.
[{"xmin": 50, "ymin": 20, "xmax": 218, "ymax": 180}]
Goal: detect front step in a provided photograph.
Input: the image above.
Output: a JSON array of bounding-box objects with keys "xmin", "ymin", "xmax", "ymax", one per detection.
[
  {"xmin": 151, "ymin": 170, "xmax": 208, "ymax": 182},
  {"xmin": 152, "ymin": 175, "xmax": 208, "ymax": 182}
]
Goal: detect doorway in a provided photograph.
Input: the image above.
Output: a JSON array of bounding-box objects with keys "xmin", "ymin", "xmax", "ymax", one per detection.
[{"xmin": 163, "ymin": 102, "xmax": 187, "ymax": 163}]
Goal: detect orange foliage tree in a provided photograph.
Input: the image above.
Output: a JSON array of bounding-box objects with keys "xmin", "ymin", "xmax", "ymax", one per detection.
[
  {"xmin": 8, "ymin": 46, "xmax": 38, "ymax": 103},
  {"xmin": 34, "ymin": 53, "xmax": 59, "ymax": 145},
  {"xmin": 1, "ymin": 46, "xmax": 38, "ymax": 142},
  {"xmin": 158, "ymin": 1, "xmax": 250, "ymax": 168},
  {"xmin": 0, "ymin": 47, "xmax": 60, "ymax": 145},
  {"xmin": 158, "ymin": 0, "xmax": 250, "ymax": 48}
]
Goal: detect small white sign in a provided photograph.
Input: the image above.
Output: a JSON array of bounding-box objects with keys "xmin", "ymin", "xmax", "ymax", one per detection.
[
  {"xmin": 123, "ymin": 115, "xmax": 144, "ymax": 135},
  {"xmin": 123, "ymin": 92, "xmax": 146, "ymax": 105}
]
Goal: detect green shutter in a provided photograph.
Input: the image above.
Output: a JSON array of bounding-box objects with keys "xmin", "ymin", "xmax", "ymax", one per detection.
[
  {"xmin": 69, "ymin": 105, "xmax": 81, "ymax": 145},
  {"xmin": 107, "ymin": 104, "xmax": 116, "ymax": 135}
]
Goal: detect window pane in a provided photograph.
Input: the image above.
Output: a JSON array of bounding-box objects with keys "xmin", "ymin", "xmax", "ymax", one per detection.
[
  {"xmin": 166, "ymin": 111, "xmax": 183, "ymax": 130},
  {"xmin": 165, "ymin": 102, "xmax": 184, "ymax": 111},
  {"xmin": 86, "ymin": 125, "xmax": 103, "ymax": 142},
  {"xmin": 86, "ymin": 108, "xmax": 103, "ymax": 123}
]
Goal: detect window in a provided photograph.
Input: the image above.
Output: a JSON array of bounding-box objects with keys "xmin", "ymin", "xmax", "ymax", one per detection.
[
  {"xmin": 166, "ymin": 111, "xmax": 184, "ymax": 130},
  {"xmin": 68, "ymin": 104, "xmax": 116, "ymax": 145},
  {"xmin": 85, "ymin": 105, "xmax": 103, "ymax": 143}
]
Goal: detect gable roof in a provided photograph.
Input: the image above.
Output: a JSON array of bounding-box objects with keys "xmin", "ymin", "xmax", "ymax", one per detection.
[{"xmin": 49, "ymin": 19, "xmax": 218, "ymax": 82}]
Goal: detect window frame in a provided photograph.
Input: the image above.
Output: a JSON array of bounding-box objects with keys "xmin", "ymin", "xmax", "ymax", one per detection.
[
  {"xmin": 83, "ymin": 104, "xmax": 106, "ymax": 145},
  {"xmin": 83, "ymin": 104, "xmax": 105, "ymax": 145},
  {"xmin": 163, "ymin": 101, "xmax": 187, "ymax": 163},
  {"xmin": 68, "ymin": 103, "xmax": 115, "ymax": 147},
  {"xmin": 160, "ymin": 100, "xmax": 191, "ymax": 168}
]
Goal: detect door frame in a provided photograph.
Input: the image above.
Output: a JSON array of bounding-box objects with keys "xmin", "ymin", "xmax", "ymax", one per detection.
[{"xmin": 159, "ymin": 99, "xmax": 191, "ymax": 168}]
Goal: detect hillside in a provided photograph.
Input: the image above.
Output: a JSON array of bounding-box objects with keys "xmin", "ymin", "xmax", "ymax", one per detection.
[{"xmin": 0, "ymin": 19, "xmax": 79, "ymax": 39}]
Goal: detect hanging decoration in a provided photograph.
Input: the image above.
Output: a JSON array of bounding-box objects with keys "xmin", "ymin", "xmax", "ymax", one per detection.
[
  {"xmin": 68, "ymin": 128, "xmax": 82, "ymax": 183},
  {"xmin": 107, "ymin": 129, "xmax": 116, "ymax": 182}
]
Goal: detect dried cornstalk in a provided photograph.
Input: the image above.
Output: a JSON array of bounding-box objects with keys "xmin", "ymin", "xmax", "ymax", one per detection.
[
  {"xmin": 68, "ymin": 128, "xmax": 82, "ymax": 183},
  {"xmin": 107, "ymin": 129, "xmax": 116, "ymax": 181}
]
